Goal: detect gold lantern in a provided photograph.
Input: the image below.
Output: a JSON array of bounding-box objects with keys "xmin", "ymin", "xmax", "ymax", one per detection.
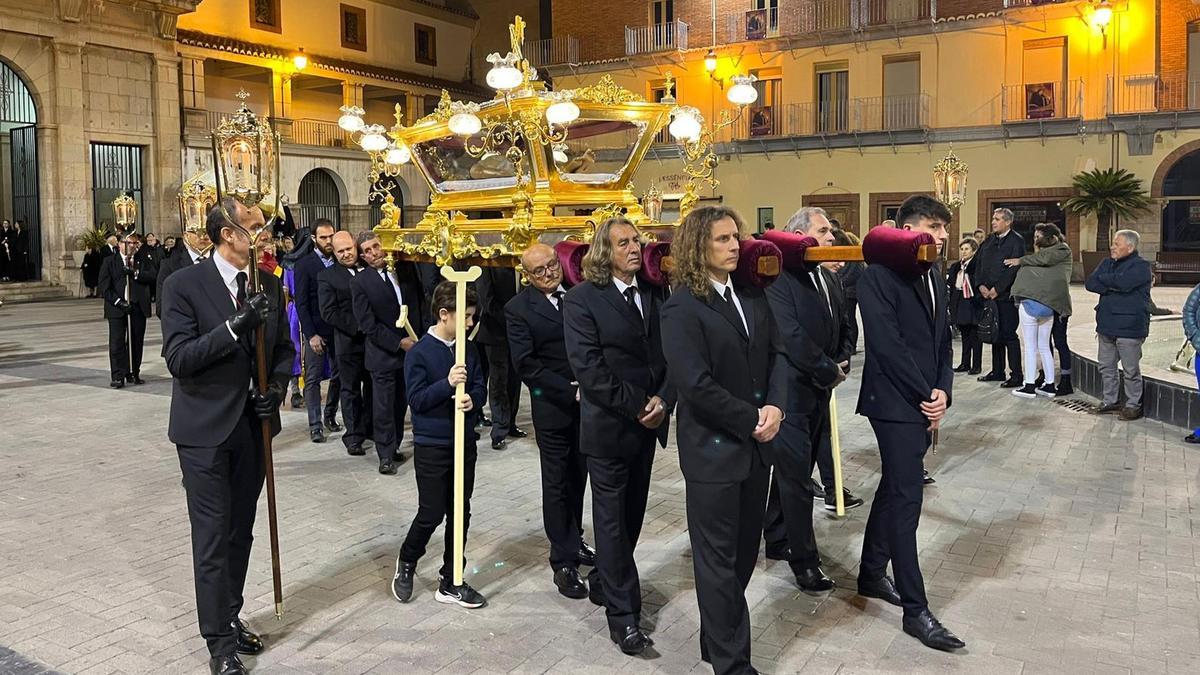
[
  {"xmin": 933, "ymin": 146, "xmax": 968, "ymax": 210},
  {"xmin": 211, "ymin": 89, "xmax": 281, "ymax": 236},
  {"xmin": 111, "ymin": 192, "xmax": 138, "ymax": 238},
  {"xmin": 178, "ymin": 174, "xmax": 218, "ymax": 234}
]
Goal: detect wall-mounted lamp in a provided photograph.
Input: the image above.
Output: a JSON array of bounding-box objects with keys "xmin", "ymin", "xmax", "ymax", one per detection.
[
  {"xmin": 704, "ymin": 49, "xmax": 718, "ymax": 76},
  {"xmin": 1091, "ymin": 0, "xmax": 1112, "ymax": 48},
  {"xmin": 292, "ymin": 48, "xmax": 308, "ymax": 72}
]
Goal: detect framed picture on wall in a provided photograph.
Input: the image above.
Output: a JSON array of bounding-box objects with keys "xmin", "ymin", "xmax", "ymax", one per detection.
[
  {"xmin": 758, "ymin": 207, "xmax": 774, "ymax": 232},
  {"xmin": 746, "ymin": 9, "xmax": 768, "ymax": 40},
  {"xmin": 1025, "ymin": 82, "xmax": 1056, "ymax": 120}
]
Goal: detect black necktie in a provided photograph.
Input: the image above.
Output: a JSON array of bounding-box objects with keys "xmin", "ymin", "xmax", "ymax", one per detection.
[
  {"xmin": 196, "ymin": 254, "xmax": 206, "ymax": 264},
  {"xmin": 720, "ymin": 285, "xmax": 748, "ymax": 338},
  {"xmin": 552, "ymin": 290, "xmax": 565, "ymax": 311},
  {"xmin": 624, "ymin": 286, "xmax": 638, "ymax": 310},
  {"xmin": 722, "ymin": 286, "xmax": 734, "ymax": 305},
  {"xmin": 920, "ymin": 271, "xmax": 934, "ymax": 318},
  {"xmin": 235, "ymin": 271, "xmax": 248, "ymax": 307}
]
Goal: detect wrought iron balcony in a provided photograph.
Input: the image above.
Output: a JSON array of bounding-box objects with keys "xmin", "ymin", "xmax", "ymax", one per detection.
[
  {"xmin": 702, "ymin": 93, "xmax": 931, "ymax": 143},
  {"xmin": 719, "ymin": 0, "xmax": 933, "ymax": 45},
  {"xmin": 1112, "ymin": 73, "xmax": 1200, "ymax": 115},
  {"xmin": 625, "ymin": 20, "xmax": 689, "ymax": 55},
  {"xmin": 523, "ymin": 36, "xmax": 580, "ymax": 68},
  {"xmin": 1000, "ymin": 80, "xmax": 1084, "ymax": 122}
]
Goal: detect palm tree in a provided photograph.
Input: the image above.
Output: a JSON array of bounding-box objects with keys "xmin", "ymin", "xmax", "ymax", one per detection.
[{"xmin": 1063, "ymin": 168, "xmax": 1152, "ymax": 251}]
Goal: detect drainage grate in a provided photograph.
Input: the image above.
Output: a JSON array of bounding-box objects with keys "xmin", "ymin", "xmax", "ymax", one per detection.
[{"xmin": 1053, "ymin": 397, "xmax": 1099, "ymax": 414}]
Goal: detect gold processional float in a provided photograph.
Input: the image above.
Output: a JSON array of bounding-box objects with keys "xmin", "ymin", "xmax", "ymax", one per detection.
[{"xmin": 179, "ymin": 16, "xmax": 951, "ymax": 612}]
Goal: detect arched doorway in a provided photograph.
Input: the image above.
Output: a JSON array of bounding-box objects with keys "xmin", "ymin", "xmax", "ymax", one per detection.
[
  {"xmin": 296, "ymin": 168, "xmax": 342, "ymax": 230},
  {"xmin": 1, "ymin": 59, "xmax": 40, "ymax": 281},
  {"xmin": 1160, "ymin": 149, "xmax": 1200, "ymax": 251}
]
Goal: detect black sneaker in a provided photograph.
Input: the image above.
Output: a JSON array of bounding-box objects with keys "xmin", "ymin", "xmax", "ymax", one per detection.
[
  {"xmin": 391, "ymin": 558, "xmax": 416, "ymax": 603},
  {"xmin": 1056, "ymin": 374, "xmax": 1074, "ymax": 396},
  {"xmin": 823, "ymin": 488, "xmax": 864, "ymax": 511},
  {"xmin": 1011, "ymin": 383, "xmax": 1037, "ymax": 399},
  {"xmin": 1036, "ymin": 383, "xmax": 1057, "ymax": 397},
  {"xmin": 1000, "ymin": 377, "xmax": 1023, "ymax": 389},
  {"xmin": 436, "ymin": 576, "xmax": 487, "ymax": 608}
]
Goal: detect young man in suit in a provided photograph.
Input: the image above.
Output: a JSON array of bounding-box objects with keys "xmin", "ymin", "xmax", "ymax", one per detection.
[
  {"xmin": 158, "ymin": 225, "xmax": 214, "ymax": 317},
  {"xmin": 505, "ymin": 243, "xmax": 595, "ymax": 599},
  {"xmin": 319, "ymin": 231, "xmax": 373, "ymax": 457},
  {"xmin": 351, "ymin": 231, "xmax": 422, "ymax": 474},
  {"xmin": 856, "ymin": 195, "xmax": 965, "ymax": 651},
  {"xmin": 98, "ymin": 232, "xmax": 157, "ymax": 388},
  {"xmin": 563, "ymin": 217, "xmax": 674, "ymax": 657},
  {"xmin": 160, "ymin": 197, "xmax": 293, "ymax": 675},
  {"xmin": 476, "ymin": 266, "xmax": 527, "ymax": 449},
  {"xmin": 294, "ymin": 219, "xmax": 342, "ymax": 442},
  {"xmin": 661, "ymin": 206, "xmax": 787, "ymax": 675}
]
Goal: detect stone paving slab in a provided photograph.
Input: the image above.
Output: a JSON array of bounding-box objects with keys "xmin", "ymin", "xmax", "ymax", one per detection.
[{"xmin": 1, "ymin": 299, "xmax": 1197, "ymax": 674}]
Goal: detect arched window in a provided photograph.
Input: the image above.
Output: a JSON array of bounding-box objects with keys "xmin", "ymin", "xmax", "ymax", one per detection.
[
  {"xmin": 1161, "ymin": 149, "xmax": 1200, "ymax": 251},
  {"xmin": 296, "ymin": 168, "xmax": 342, "ymax": 230},
  {"xmin": 2, "ymin": 59, "xmax": 41, "ymax": 280}
]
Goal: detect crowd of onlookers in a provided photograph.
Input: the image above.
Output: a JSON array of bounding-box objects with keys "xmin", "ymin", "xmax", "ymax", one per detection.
[{"xmin": 0, "ymin": 218, "xmax": 32, "ymax": 282}]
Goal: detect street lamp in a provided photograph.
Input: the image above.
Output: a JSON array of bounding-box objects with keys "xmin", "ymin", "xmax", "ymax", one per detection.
[
  {"xmin": 933, "ymin": 146, "xmax": 968, "ymax": 210},
  {"xmin": 292, "ymin": 48, "xmax": 308, "ymax": 72},
  {"xmin": 1091, "ymin": 0, "xmax": 1113, "ymax": 48},
  {"xmin": 112, "ymin": 192, "xmax": 138, "ymax": 238}
]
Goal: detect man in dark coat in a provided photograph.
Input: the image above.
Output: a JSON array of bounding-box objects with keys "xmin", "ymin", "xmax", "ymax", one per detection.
[
  {"xmin": 563, "ymin": 217, "xmax": 674, "ymax": 657},
  {"xmin": 856, "ymin": 195, "xmax": 964, "ymax": 652},
  {"xmin": 505, "ymin": 243, "xmax": 595, "ymax": 599},
  {"xmin": 1085, "ymin": 229, "xmax": 1153, "ymax": 421},
  {"xmin": 158, "ymin": 227, "xmax": 214, "ymax": 317},
  {"xmin": 160, "ymin": 197, "xmax": 292, "ymax": 675},
  {"xmin": 10, "ymin": 220, "xmax": 30, "ymax": 281},
  {"xmin": 294, "ymin": 219, "xmax": 341, "ymax": 442},
  {"xmin": 973, "ymin": 208, "xmax": 1025, "ymax": 387},
  {"xmin": 318, "ymin": 231, "xmax": 373, "ymax": 456},
  {"xmin": 98, "ymin": 232, "xmax": 157, "ymax": 387},
  {"xmin": 476, "ymin": 266, "xmax": 526, "ymax": 449}
]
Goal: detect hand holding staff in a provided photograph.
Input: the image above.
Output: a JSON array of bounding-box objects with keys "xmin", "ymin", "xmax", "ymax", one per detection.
[{"xmin": 396, "ymin": 305, "xmax": 420, "ymax": 341}]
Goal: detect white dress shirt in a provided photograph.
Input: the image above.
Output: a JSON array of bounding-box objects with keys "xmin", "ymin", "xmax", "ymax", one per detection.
[
  {"xmin": 379, "ymin": 267, "xmax": 405, "ymax": 305},
  {"xmin": 213, "ymin": 250, "xmax": 251, "ymax": 338},
  {"xmin": 810, "ymin": 269, "xmax": 833, "ymax": 316},
  {"xmin": 187, "ymin": 246, "xmax": 206, "ymax": 265},
  {"xmin": 545, "ymin": 284, "xmax": 566, "ymax": 310},
  {"xmin": 427, "ymin": 326, "xmax": 455, "ymax": 348},
  {"xmin": 709, "ymin": 276, "xmax": 748, "ymax": 333},
  {"xmin": 612, "ymin": 276, "xmax": 643, "ymax": 317}
]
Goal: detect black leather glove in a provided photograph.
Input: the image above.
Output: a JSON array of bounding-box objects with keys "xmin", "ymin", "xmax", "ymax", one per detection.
[
  {"xmin": 124, "ymin": 266, "xmax": 136, "ymax": 277},
  {"xmin": 250, "ymin": 385, "xmax": 283, "ymax": 419},
  {"xmin": 227, "ymin": 293, "xmax": 269, "ymax": 336},
  {"xmin": 114, "ymin": 298, "xmax": 131, "ymax": 313}
]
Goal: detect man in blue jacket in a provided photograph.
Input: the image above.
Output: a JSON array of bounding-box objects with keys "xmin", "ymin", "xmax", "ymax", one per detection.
[{"xmin": 1085, "ymin": 229, "xmax": 1152, "ymax": 421}]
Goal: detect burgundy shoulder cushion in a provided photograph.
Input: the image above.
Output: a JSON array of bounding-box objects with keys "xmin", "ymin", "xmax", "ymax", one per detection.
[
  {"xmin": 732, "ymin": 238, "xmax": 783, "ymax": 289},
  {"xmin": 760, "ymin": 230, "xmax": 820, "ymax": 273},
  {"xmin": 640, "ymin": 241, "xmax": 671, "ymax": 288},
  {"xmin": 862, "ymin": 226, "xmax": 935, "ymax": 278},
  {"xmin": 554, "ymin": 240, "xmax": 589, "ymax": 288}
]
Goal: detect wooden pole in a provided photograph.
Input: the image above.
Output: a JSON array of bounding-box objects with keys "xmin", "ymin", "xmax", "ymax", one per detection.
[
  {"xmin": 248, "ymin": 257, "xmax": 284, "ymax": 619},
  {"xmin": 828, "ymin": 394, "xmax": 845, "ymax": 517},
  {"xmin": 440, "ymin": 264, "xmax": 482, "ymax": 586}
]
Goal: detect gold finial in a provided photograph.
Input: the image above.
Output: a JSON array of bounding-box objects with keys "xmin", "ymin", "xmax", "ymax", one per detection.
[
  {"xmin": 510, "ymin": 15, "xmax": 526, "ymax": 57},
  {"xmin": 393, "ymin": 102, "xmax": 405, "ymax": 129},
  {"xmin": 664, "ymin": 73, "xmax": 676, "ymax": 101},
  {"xmin": 235, "ymin": 88, "xmax": 250, "ymax": 103}
]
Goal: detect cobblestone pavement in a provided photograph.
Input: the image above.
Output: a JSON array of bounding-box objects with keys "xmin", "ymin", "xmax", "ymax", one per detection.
[{"xmin": 1, "ymin": 298, "xmax": 1198, "ymax": 675}]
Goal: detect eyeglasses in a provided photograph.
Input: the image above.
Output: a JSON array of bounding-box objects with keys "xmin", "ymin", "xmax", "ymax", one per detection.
[{"xmin": 527, "ymin": 258, "xmax": 560, "ymax": 278}]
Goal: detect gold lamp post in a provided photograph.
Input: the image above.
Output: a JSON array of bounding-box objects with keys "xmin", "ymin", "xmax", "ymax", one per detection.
[
  {"xmin": 210, "ymin": 89, "xmax": 287, "ymax": 620},
  {"xmin": 111, "ymin": 192, "xmax": 138, "ymax": 239},
  {"xmin": 933, "ymin": 146, "xmax": 969, "ymax": 210}
]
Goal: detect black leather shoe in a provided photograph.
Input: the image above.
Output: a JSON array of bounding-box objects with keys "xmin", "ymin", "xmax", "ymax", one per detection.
[
  {"xmin": 1093, "ymin": 403, "xmax": 1122, "ymax": 415},
  {"xmin": 578, "ymin": 542, "xmax": 596, "ymax": 567},
  {"xmin": 110, "ymin": 379, "xmax": 125, "ymax": 389},
  {"xmin": 953, "ymin": 364, "xmax": 970, "ymax": 373},
  {"xmin": 379, "ymin": 459, "xmax": 397, "ymax": 475},
  {"xmin": 392, "ymin": 452, "xmax": 409, "ymax": 465},
  {"xmin": 290, "ymin": 394, "xmax": 303, "ymax": 409},
  {"xmin": 233, "ymin": 619, "xmax": 264, "ymax": 655},
  {"xmin": 968, "ymin": 367, "xmax": 981, "ymax": 375},
  {"xmin": 507, "ymin": 427, "xmax": 528, "ymax": 439},
  {"xmin": 764, "ymin": 544, "xmax": 790, "ymax": 561},
  {"xmin": 209, "ymin": 654, "xmax": 247, "ymax": 675},
  {"xmin": 903, "ymin": 610, "xmax": 966, "ymax": 651},
  {"xmin": 128, "ymin": 374, "xmax": 145, "ymax": 385},
  {"xmin": 977, "ymin": 372, "xmax": 1005, "ymax": 382},
  {"xmin": 480, "ymin": 415, "xmax": 492, "ymax": 427},
  {"xmin": 858, "ymin": 575, "xmax": 903, "ymax": 607},
  {"xmin": 346, "ymin": 444, "xmax": 365, "ymax": 456},
  {"xmin": 310, "ymin": 428, "xmax": 326, "ymax": 443},
  {"xmin": 1000, "ymin": 377, "xmax": 1022, "ymax": 388},
  {"xmin": 491, "ymin": 438, "xmax": 507, "ymax": 451},
  {"xmin": 923, "ymin": 470, "xmax": 936, "ymax": 485},
  {"xmin": 553, "ymin": 566, "xmax": 588, "ymax": 599},
  {"xmin": 324, "ymin": 417, "xmax": 343, "ymax": 432},
  {"xmin": 609, "ymin": 625, "xmax": 653, "ymax": 656},
  {"xmin": 794, "ymin": 566, "xmax": 835, "ymax": 593}
]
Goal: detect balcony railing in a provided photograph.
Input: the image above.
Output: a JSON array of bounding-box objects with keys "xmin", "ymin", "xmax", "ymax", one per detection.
[
  {"xmin": 863, "ymin": 0, "xmax": 930, "ymax": 25},
  {"xmin": 625, "ymin": 20, "xmax": 688, "ymax": 55},
  {"xmin": 725, "ymin": 3, "xmax": 781, "ymax": 42},
  {"xmin": 707, "ymin": 94, "xmax": 931, "ymax": 143},
  {"xmin": 523, "ymin": 36, "xmax": 580, "ymax": 68},
  {"xmin": 1003, "ymin": 0, "xmax": 1068, "ymax": 7},
  {"xmin": 292, "ymin": 119, "xmax": 347, "ymax": 148},
  {"xmin": 1001, "ymin": 80, "xmax": 1084, "ymax": 122},
  {"xmin": 1113, "ymin": 73, "xmax": 1200, "ymax": 114}
]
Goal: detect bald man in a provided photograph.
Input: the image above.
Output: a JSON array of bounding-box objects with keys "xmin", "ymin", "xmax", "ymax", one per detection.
[
  {"xmin": 318, "ymin": 231, "xmax": 374, "ymax": 456},
  {"xmin": 505, "ymin": 243, "xmax": 595, "ymax": 599}
]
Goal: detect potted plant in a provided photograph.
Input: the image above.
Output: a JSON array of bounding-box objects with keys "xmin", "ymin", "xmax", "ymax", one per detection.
[{"xmin": 73, "ymin": 225, "xmax": 110, "ymax": 265}]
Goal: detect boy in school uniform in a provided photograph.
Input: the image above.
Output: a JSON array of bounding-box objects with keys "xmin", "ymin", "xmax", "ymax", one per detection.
[{"xmin": 391, "ymin": 281, "xmax": 489, "ymax": 608}]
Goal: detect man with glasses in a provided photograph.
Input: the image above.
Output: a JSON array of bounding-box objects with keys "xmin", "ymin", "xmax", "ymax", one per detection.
[{"xmin": 505, "ymin": 243, "xmax": 596, "ymax": 600}]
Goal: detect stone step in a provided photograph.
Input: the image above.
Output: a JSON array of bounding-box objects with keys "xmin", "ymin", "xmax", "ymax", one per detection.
[{"xmin": 0, "ymin": 282, "xmax": 74, "ymax": 304}]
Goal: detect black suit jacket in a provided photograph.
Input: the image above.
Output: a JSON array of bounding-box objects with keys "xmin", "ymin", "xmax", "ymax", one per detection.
[
  {"xmin": 318, "ymin": 264, "xmax": 366, "ymax": 356},
  {"xmin": 855, "ymin": 263, "xmax": 954, "ymax": 424},
  {"xmin": 294, "ymin": 251, "xmax": 333, "ymax": 340},
  {"xmin": 351, "ymin": 265, "xmax": 422, "ymax": 372},
  {"xmin": 156, "ymin": 245, "xmax": 199, "ymax": 317},
  {"xmin": 974, "ymin": 230, "xmax": 1025, "ymax": 300},
  {"xmin": 475, "ymin": 267, "xmax": 519, "ymax": 345},
  {"xmin": 98, "ymin": 250, "xmax": 157, "ymax": 319},
  {"xmin": 160, "ymin": 257, "xmax": 293, "ymax": 447},
  {"xmin": 505, "ymin": 285, "xmax": 577, "ymax": 430},
  {"xmin": 563, "ymin": 279, "xmax": 674, "ymax": 456},
  {"xmin": 766, "ymin": 266, "xmax": 854, "ymax": 413},
  {"xmin": 661, "ymin": 283, "xmax": 787, "ymax": 483}
]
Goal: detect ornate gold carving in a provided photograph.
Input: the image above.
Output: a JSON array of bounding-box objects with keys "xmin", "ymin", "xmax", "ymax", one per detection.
[
  {"xmin": 415, "ymin": 90, "xmax": 454, "ymax": 126},
  {"xmin": 573, "ymin": 75, "xmax": 643, "ymax": 105}
]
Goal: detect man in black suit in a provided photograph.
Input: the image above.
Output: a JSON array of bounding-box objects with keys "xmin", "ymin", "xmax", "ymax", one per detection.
[
  {"xmin": 506, "ymin": 243, "xmax": 596, "ymax": 599},
  {"xmin": 160, "ymin": 197, "xmax": 293, "ymax": 675},
  {"xmin": 351, "ymin": 231, "xmax": 422, "ymax": 474},
  {"xmin": 856, "ymin": 196, "xmax": 964, "ymax": 652},
  {"xmin": 10, "ymin": 220, "xmax": 30, "ymax": 281},
  {"xmin": 661, "ymin": 206, "xmax": 787, "ymax": 675},
  {"xmin": 476, "ymin": 266, "xmax": 526, "ymax": 449},
  {"xmin": 294, "ymin": 219, "xmax": 342, "ymax": 443},
  {"xmin": 98, "ymin": 232, "xmax": 157, "ymax": 388},
  {"xmin": 157, "ymin": 226, "xmax": 213, "ymax": 317},
  {"xmin": 563, "ymin": 217, "xmax": 673, "ymax": 657},
  {"xmin": 319, "ymin": 231, "xmax": 373, "ymax": 457},
  {"xmin": 973, "ymin": 207, "xmax": 1025, "ymax": 387}
]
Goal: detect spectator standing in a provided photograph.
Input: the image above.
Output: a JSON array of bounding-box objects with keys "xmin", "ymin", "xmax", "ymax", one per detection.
[
  {"xmin": 1181, "ymin": 282, "xmax": 1200, "ymax": 442},
  {"xmin": 974, "ymin": 208, "xmax": 1026, "ymax": 387},
  {"xmin": 947, "ymin": 238, "xmax": 981, "ymax": 374},
  {"xmin": 1085, "ymin": 229, "xmax": 1152, "ymax": 421},
  {"xmin": 1006, "ymin": 224, "xmax": 1072, "ymax": 398}
]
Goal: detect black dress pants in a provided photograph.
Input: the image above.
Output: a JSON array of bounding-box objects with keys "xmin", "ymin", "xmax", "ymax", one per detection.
[
  {"xmin": 585, "ymin": 441, "xmax": 655, "ymax": 632},
  {"xmin": 107, "ymin": 309, "xmax": 146, "ymax": 380},
  {"xmin": 536, "ymin": 421, "xmax": 587, "ymax": 568},
  {"xmin": 399, "ymin": 442, "xmax": 478, "ymax": 578},
  {"xmin": 687, "ymin": 452, "xmax": 769, "ymax": 675},
  {"xmin": 957, "ymin": 324, "xmax": 983, "ymax": 371},
  {"xmin": 990, "ymin": 299, "xmax": 1022, "ymax": 378},
  {"xmin": 763, "ymin": 404, "xmax": 825, "ymax": 571},
  {"xmin": 484, "ymin": 341, "xmax": 521, "ymax": 442},
  {"xmin": 860, "ymin": 418, "xmax": 929, "ymax": 618},
  {"xmin": 303, "ymin": 338, "xmax": 339, "ymax": 430},
  {"xmin": 1052, "ymin": 314, "xmax": 1072, "ymax": 372},
  {"xmin": 177, "ymin": 412, "xmax": 265, "ymax": 658},
  {"xmin": 337, "ymin": 350, "xmax": 373, "ymax": 450},
  {"xmin": 370, "ymin": 368, "xmax": 408, "ymax": 462}
]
